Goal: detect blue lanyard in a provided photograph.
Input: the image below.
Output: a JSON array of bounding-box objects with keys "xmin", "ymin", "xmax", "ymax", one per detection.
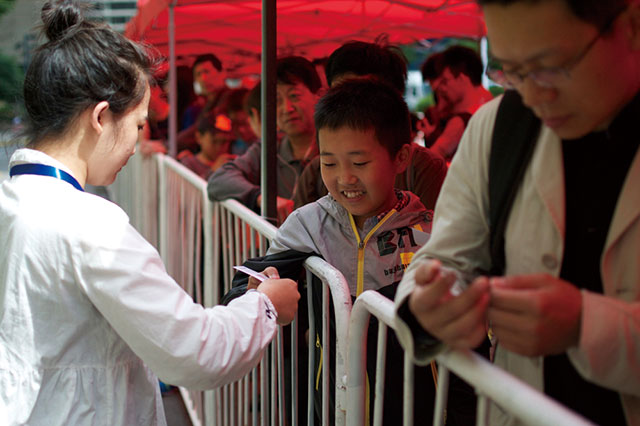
[{"xmin": 9, "ymin": 163, "xmax": 84, "ymax": 192}]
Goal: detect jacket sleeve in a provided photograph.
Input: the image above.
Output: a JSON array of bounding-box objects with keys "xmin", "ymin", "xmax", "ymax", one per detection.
[
  {"xmin": 207, "ymin": 142, "xmax": 262, "ymax": 209},
  {"xmin": 292, "ymin": 157, "xmax": 324, "ymax": 209},
  {"xmin": 568, "ymin": 291, "xmax": 640, "ymax": 396},
  {"xmin": 74, "ymin": 220, "xmax": 277, "ymax": 390},
  {"xmin": 407, "ymin": 145, "xmax": 448, "ymax": 212},
  {"xmin": 394, "ymin": 100, "xmax": 500, "ymax": 363}
]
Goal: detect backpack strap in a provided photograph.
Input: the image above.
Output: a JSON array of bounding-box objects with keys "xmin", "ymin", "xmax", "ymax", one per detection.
[{"xmin": 488, "ymin": 90, "xmax": 541, "ymax": 275}]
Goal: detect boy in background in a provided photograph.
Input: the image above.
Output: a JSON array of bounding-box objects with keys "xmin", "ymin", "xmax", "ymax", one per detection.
[{"xmin": 178, "ymin": 112, "xmax": 236, "ymax": 180}]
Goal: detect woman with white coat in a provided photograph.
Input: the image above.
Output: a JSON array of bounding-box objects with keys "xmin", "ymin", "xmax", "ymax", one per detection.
[{"xmin": 0, "ymin": 1, "xmax": 299, "ymax": 424}]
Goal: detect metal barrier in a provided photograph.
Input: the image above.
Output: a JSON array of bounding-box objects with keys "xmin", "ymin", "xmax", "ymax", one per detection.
[
  {"xmin": 346, "ymin": 291, "xmax": 593, "ymax": 426},
  {"xmin": 110, "ymin": 150, "xmax": 159, "ymax": 247},
  {"xmin": 111, "ymin": 150, "xmax": 592, "ymax": 426},
  {"xmin": 111, "ymin": 151, "xmax": 353, "ymax": 426}
]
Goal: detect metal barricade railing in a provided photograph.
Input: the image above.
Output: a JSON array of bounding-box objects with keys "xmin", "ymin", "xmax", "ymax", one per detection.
[
  {"xmin": 346, "ymin": 291, "xmax": 593, "ymax": 426},
  {"xmin": 110, "ymin": 150, "xmax": 159, "ymax": 248},
  {"xmin": 115, "ymin": 151, "xmax": 354, "ymax": 426},
  {"xmin": 112, "ymin": 150, "xmax": 592, "ymax": 426}
]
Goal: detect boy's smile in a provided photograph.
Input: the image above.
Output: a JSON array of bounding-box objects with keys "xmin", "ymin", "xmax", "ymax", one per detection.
[{"xmin": 319, "ymin": 126, "xmax": 408, "ymax": 229}]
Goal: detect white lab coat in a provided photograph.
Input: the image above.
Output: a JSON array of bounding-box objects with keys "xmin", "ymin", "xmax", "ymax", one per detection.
[{"xmin": 0, "ymin": 149, "xmax": 278, "ymax": 425}]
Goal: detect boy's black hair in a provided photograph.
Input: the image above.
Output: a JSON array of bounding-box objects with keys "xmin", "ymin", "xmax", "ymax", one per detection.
[
  {"xmin": 276, "ymin": 56, "xmax": 322, "ymax": 94},
  {"xmin": 23, "ymin": 0, "xmax": 155, "ymax": 145},
  {"xmin": 314, "ymin": 77, "xmax": 410, "ymax": 157},
  {"xmin": 421, "ymin": 46, "xmax": 484, "ymax": 86},
  {"xmin": 244, "ymin": 81, "xmax": 261, "ymax": 116},
  {"xmin": 325, "ymin": 39, "xmax": 408, "ymax": 93},
  {"xmin": 477, "ymin": 0, "xmax": 628, "ymax": 31},
  {"xmin": 193, "ymin": 53, "xmax": 223, "ymax": 72}
]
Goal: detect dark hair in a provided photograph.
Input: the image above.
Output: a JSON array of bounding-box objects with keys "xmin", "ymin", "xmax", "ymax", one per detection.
[
  {"xmin": 476, "ymin": 0, "xmax": 628, "ymax": 30},
  {"xmin": 314, "ymin": 77, "xmax": 411, "ymax": 157},
  {"xmin": 325, "ymin": 39, "xmax": 408, "ymax": 93},
  {"xmin": 23, "ymin": 0, "xmax": 154, "ymax": 145},
  {"xmin": 193, "ymin": 53, "xmax": 222, "ymax": 73},
  {"xmin": 195, "ymin": 109, "xmax": 232, "ymax": 136},
  {"xmin": 421, "ymin": 45, "xmax": 484, "ymax": 86},
  {"xmin": 276, "ymin": 56, "xmax": 322, "ymax": 94},
  {"xmin": 216, "ymin": 88, "xmax": 249, "ymax": 115},
  {"xmin": 244, "ymin": 81, "xmax": 261, "ymax": 116}
]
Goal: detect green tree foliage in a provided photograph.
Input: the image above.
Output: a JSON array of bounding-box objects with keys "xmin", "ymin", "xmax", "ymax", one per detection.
[{"xmin": 0, "ymin": 0, "xmax": 17, "ymax": 17}]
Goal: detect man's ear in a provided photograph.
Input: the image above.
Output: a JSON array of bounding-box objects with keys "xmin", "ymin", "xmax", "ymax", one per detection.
[
  {"xmin": 394, "ymin": 144, "xmax": 411, "ymax": 174},
  {"xmin": 90, "ymin": 101, "xmax": 110, "ymax": 135}
]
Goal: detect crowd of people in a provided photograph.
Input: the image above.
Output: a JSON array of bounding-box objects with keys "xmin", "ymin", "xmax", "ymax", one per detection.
[{"xmin": 1, "ymin": 0, "xmax": 638, "ymax": 425}]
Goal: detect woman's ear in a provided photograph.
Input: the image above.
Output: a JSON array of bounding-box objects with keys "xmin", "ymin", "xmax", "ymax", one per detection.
[
  {"xmin": 90, "ymin": 101, "xmax": 110, "ymax": 135},
  {"xmin": 394, "ymin": 144, "xmax": 411, "ymax": 174}
]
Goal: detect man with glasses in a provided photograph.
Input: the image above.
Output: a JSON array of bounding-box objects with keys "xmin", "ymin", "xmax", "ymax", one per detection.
[{"xmin": 395, "ymin": 0, "xmax": 640, "ymax": 424}]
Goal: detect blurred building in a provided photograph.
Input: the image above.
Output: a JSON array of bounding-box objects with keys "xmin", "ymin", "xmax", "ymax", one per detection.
[{"xmin": 88, "ymin": 0, "xmax": 138, "ymax": 33}]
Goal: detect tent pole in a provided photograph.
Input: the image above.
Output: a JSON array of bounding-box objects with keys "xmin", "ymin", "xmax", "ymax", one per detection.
[
  {"xmin": 167, "ymin": 0, "xmax": 178, "ymax": 158},
  {"xmin": 261, "ymin": 0, "xmax": 277, "ymax": 224}
]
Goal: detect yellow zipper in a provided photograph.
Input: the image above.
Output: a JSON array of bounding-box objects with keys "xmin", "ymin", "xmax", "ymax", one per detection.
[{"xmin": 348, "ymin": 210, "xmax": 397, "ymax": 296}]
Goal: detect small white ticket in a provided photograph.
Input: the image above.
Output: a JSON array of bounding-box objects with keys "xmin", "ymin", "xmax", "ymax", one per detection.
[{"xmin": 233, "ymin": 265, "xmax": 269, "ymax": 282}]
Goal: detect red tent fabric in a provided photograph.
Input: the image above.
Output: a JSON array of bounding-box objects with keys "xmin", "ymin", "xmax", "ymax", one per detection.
[{"xmin": 125, "ymin": 0, "xmax": 486, "ymax": 76}]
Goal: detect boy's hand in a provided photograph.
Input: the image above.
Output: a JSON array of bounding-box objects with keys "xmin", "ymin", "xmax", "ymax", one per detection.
[
  {"xmin": 488, "ymin": 274, "xmax": 582, "ymax": 356},
  {"xmin": 408, "ymin": 260, "xmax": 489, "ymax": 350},
  {"xmin": 257, "ymin": 278, "xmax": 300, "ymax": 325},
  {"xmin": 247, "ymin": 266, "xmax": 279, "ymax": 290}
]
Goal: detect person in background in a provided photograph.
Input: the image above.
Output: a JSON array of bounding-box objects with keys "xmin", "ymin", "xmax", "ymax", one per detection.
[
  {"xmin": 181, "ymin": 53, "xmax": 226, "ymax": 130},
  {"xmin": 420, "ymin": 45, "xmax": 493, "ymax": 162},
  {"xmin": 207, "ymin": 56, "xmax": 322, "ymax": 224},
  {"xmin": 244, "ymin": 81, "xmax": 262, "ymax": 139},
  {"xmin": 215, "ymin": 87, "xmax": 259, "ymax": 155},
  {"xmin": 177, "ymin": 111, "xmax": 236, "ymax": 180},
  {"xmin": 396, "ymin": 0, "xmax": 640, "ymax": 424},
  {"xmin": 292, "ymin": 39, "xmax": 448, "ymax": 213},
  {"xmin": 0, "ymin": 2, "xmax": 300, "ymax": 424}
]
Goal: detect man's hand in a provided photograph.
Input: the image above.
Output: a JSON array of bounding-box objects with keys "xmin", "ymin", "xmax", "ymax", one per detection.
[
  {"xmin": 210, "ymin": 153, "xmax": 237, "ymax": 172},
  {"xmin": 140, "ymin": 140, "xmax": 167, "ymax": 156},
  {"xmin": 488, "ymin": 274, "xmax": 582, "ymax": 356},
  {"xmin": 257, "ymin": 278, "xmax": 300, "ymax": 326},
  {"xmin": 256, "ymin": 195, "xmax": 294, "ymax": 224},
  {"xmin": 408, "ymin": 260, "xmax": 490, "ymax": 350}
]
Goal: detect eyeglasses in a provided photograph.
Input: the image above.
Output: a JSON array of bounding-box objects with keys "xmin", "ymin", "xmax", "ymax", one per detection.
[{"xmin": 486, "ymin": 8, "xmax": 624, "ymax": 89}]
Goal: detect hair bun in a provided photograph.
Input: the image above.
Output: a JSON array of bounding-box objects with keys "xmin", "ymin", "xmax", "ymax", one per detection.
[{"xmin": 41, "ymin": 0, "xmax": 85, "ymax": 42}]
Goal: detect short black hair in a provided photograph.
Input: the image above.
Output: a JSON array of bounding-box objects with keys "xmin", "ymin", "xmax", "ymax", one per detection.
[
  {"xmin": 477, "ymin": 0, "xmax": 628, "ymax": 31},
  {"xmin": 244, "ymin": 81, "xmax": 261, "ymax": 116},
  {"xmin": 193, "ymin": 53, "xmax": 222, "ymax": 72},
  {"xmin": 325, "ymin": 39, "xmax": 408, "ymax": 93},
  {"xmin": 276, "ymin": 56, "xmax": 322, "ymax": 94},
  {"xmin": 315, "ymin": 77, "xmax": 410, "ymax": 157},
  {"xmin": 421, "ymin": 45, "xmax": 484, "ymax": 86}
]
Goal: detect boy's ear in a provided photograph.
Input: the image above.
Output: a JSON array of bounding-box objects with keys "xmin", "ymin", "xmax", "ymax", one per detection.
[
  {"xmin": 90, "ymin": 101, "xmax": 110, "ymax": 135},
  {"xmin": 394, "ymin": 144, "xmax": 411, "ymax": 174}
]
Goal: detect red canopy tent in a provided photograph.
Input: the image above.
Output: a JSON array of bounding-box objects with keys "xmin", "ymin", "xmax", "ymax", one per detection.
[
  {"xmin": 125, "ymin": 0, "xmax": 486, "ymax": 218},
  {"xmin": 125, "ymin": 0, "xmax": 486, "ymax": 76}
]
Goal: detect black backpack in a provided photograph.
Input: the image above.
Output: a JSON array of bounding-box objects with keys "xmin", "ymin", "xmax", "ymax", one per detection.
[{"xmin": 488, "ymin": 90, "xmax": 542, "ymax": 275}]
